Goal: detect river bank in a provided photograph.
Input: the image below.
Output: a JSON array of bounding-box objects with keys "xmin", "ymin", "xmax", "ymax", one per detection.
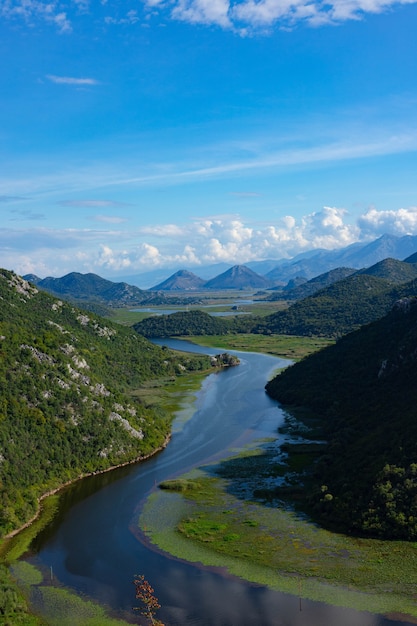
[
  {"xmin": 135, "ymin": 336, "xmax": 417, "ymax": 623},
  {"xmin": 3, "ymin": 436, "xmax": 172, "ymax": 545},
  {"xmin": 7, "ymin": 336, "xmax": 417, "ymax": 626},
  {"xmin": 139, "ymin": 447, "xmax": 417, "ymax": 621},
  {"xmin": 0, "ymin": 365, "xmax": 215, "ymax": 626}
]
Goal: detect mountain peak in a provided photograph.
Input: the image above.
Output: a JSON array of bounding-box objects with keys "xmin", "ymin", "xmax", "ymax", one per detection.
[
  {"xmin": 204, "ymin": 264, "xmax": 272, "ymax": 290},
  {"xmin": 152, "ymin": 269, "xmax": 206, "ymax": 291}
]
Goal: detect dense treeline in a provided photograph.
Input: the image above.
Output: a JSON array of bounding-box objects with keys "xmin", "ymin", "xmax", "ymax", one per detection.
[
  {"xmin": 0, "ymin": 269, "xmax": 211, "ymax": 537},
  {"xmin": 266, "ymin": 296, "xmax": 417, "ymax": 540},
  {"xmin": 133, "ymin": 309, "xmax": 254, "ymax": 337}
]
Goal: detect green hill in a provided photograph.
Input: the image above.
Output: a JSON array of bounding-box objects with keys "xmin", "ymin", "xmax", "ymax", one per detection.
[
  {"xmin": 265, "ymin": 295, "xmax": 417, "ymax": 540},
  {"xmin": 27, "ymin": 271, "xmax": 202, "ymax": 310},
  {"xmin": 0, "ymin": 269, "xmax": 211, "ymax": 537},
  {"xmin": 280, "ymin": 267, "xmax": 356, "ymax": 301},
  {"xmin": 357, "ymin": 256, "xmax": 417, "ymax": 282},
  {"xmin": 134, "ymin": 309, "xmax": 233, "ymax": 337},
  {"xmin": 259, "ymin": 275, "xmax": 417, "ymax": 337}
]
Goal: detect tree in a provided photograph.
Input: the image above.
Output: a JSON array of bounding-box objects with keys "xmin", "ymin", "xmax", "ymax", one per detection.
[{"xmin": 133, "ymin": 575, "xmax": 164, "ymax": 626}]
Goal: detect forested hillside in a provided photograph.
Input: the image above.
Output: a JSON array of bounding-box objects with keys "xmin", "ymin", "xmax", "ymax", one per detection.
[
  {"xmin": 133, "ymin": 309, "xmax": 252, "ymax": 337},
  {"xmin": 266, "ymin": 296, "xmax": 417, "ymax": 540},
  {"xmin": 0, "ymin": 269, "xmax": 211, "ymax": 537},
  {"xmin": 272, "ymin": 266, "xmax": 356, "ymax": 301},
  {"xmin": 257, "ymin": 275, "xmax": 417, "ymax": 337}
]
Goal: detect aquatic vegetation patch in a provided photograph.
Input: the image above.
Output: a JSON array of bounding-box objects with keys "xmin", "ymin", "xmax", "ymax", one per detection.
[
  {"xmin": 11, "ymin": 561, "xmax": 43, "ymax": 586},
  {"xmin": 140, "ymin": 472, "xmax": 417, "ymax": 619},
  {"xmin": 8, "ymin": 560, "xmax": 134, "ymax": 626},
  {"xmin": 30, "ymin": 587, "xmax": 131, "ymax": 626}
]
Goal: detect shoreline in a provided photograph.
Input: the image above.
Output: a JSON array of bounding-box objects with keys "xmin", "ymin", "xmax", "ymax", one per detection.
[
  {"xmin": 139, "ymin": 472, "xmax": 417, "ymax": 621},
  {"xmin": 3, "ymin": 433, "xmax": 171, "ymax": 542},
  {"xmin": 2, "ymin": 361, "xmax": 214, "ymax": 548}
]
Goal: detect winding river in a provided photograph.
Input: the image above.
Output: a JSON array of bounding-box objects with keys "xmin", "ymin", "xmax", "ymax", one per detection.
[{"xmin": 22, "ymin": 340, "xmax": 416, "ymax": 626}]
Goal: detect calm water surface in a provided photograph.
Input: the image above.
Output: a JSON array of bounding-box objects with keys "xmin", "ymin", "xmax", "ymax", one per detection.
[{"xmin": 23, "ymin": 340, "xmax": 416, "ymax": 626}]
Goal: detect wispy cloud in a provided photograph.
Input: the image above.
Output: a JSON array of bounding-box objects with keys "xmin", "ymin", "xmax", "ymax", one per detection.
[
  {"xmin": 8, "ymin": 209, "xmax": 45, "ymax": 221},
  {"xmin": 114, "ymin": 132, "xmax": 417, "ymax": 188},
  {"xmin": 230, "ymin": 191, "xmax": 263, "ymax": 197},
  {"xmin": 0, "ymin": 195, "xmax": 26, "ymax": 203},
  {"xmin": 46, "ymin": 75, "xmax": 100, "ymax": 86},
  {"xmin": 104, "ymin": 10, "xmax": 140, "ymax": 25},
  {"xmin": 1, "ymin": 1, "xmax": 72, "ymax": 32},
  {"xmin": 90, "ymin": 215, "xmax": 129, "ymax": 224},
  {"xmin": 58, "ymin": 200, "xmax": 127, "ymax": 208},
  {"xmin": 1, "ymin": 125, "xmax": 416, "ymax": 199}
]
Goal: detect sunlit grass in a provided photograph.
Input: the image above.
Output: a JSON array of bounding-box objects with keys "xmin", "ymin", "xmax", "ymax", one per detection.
[
  {"xmin": 110, "ymin": 295, "xmax": 289, "ymax": 326},
  {"xmin": 185, "ymin": 333, "xmax": 333, "ymax": 360}
]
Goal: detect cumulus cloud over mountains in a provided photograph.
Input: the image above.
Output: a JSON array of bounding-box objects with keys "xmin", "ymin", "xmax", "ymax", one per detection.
[{"xmin": 2, "ymin": 206, "xmax": 417, "ymax": 277}]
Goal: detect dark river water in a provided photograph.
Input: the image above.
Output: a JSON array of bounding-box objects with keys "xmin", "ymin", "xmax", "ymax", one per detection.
[{"xmin": 23, "ymin": 339, "xmax": 416, "ymax": 626}]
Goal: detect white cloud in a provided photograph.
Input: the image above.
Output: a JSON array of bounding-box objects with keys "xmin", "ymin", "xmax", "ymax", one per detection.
[
  {"xmin": 139, "ymin": 224, "xmax": 185, "ymax": 237},
  {"xmin": 358, "ymin": 206, "xmax": 417, "ymax": 236},
  {"xmin": 96, "ymin": 244, "xmax": 132, "ymax": 270},
  {"xmin": 172, "ymin": 0, "xmax": 232, "ymax": 28},
  {"xmin": 3, "ymin": 206, "xmax": 417, "ymax": 278},
  {"xmin": 142, "ymin": 0, "xmax": 417, "ymax": 32},
  {"xmin": 3, "ymin": 0, "xmax": 416, "ymax": 33},
  {"xmin": 47, "ymin": 75, "xmax": 100, "ymax": 85}
]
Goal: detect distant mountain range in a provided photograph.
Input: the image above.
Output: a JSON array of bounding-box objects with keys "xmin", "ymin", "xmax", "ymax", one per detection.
[
  {"xmin": 24, "ymin": 234, "xmax": 417, "ymax": 304},
  {"xmin": 271, "ymin": 256, "xmax": 417, "ymax": 302},
  {"xmin": 134, "ymin": 254, "xmax": 417, "ymax": 339},
  {"xmin": 117, "ymin": 233, "xmax": 417, "ymax": 288},
  {"xmin": 152, "ymin": 265, "xmax": 273, "ymax": 291},
  {"xmin": 24, "ymin": 271, "xmax": 203, "ymax": 308}
]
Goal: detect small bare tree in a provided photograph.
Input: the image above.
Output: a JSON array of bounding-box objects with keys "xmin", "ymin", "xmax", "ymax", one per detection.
[{"xmin": 133, "ymin": 574, "xmax": 164, "ymax": 626}]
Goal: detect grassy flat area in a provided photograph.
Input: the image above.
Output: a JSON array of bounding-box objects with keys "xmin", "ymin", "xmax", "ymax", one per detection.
[
  {"xmin": 109, "ymin": 296, "xmax": 288, "ymax": 326},
  {"xmin": 186, "ymin": 333, "xmax": 333, "ymax": 360},
  {"xmin": 140, "ymin": 468, "xmax": 417, "ymax": 619}
]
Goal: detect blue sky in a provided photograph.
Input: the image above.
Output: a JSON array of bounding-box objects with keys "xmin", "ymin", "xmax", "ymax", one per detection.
[{"xmin": 1, "ymin": 0, "xmax": 417, "ymax": 280}]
